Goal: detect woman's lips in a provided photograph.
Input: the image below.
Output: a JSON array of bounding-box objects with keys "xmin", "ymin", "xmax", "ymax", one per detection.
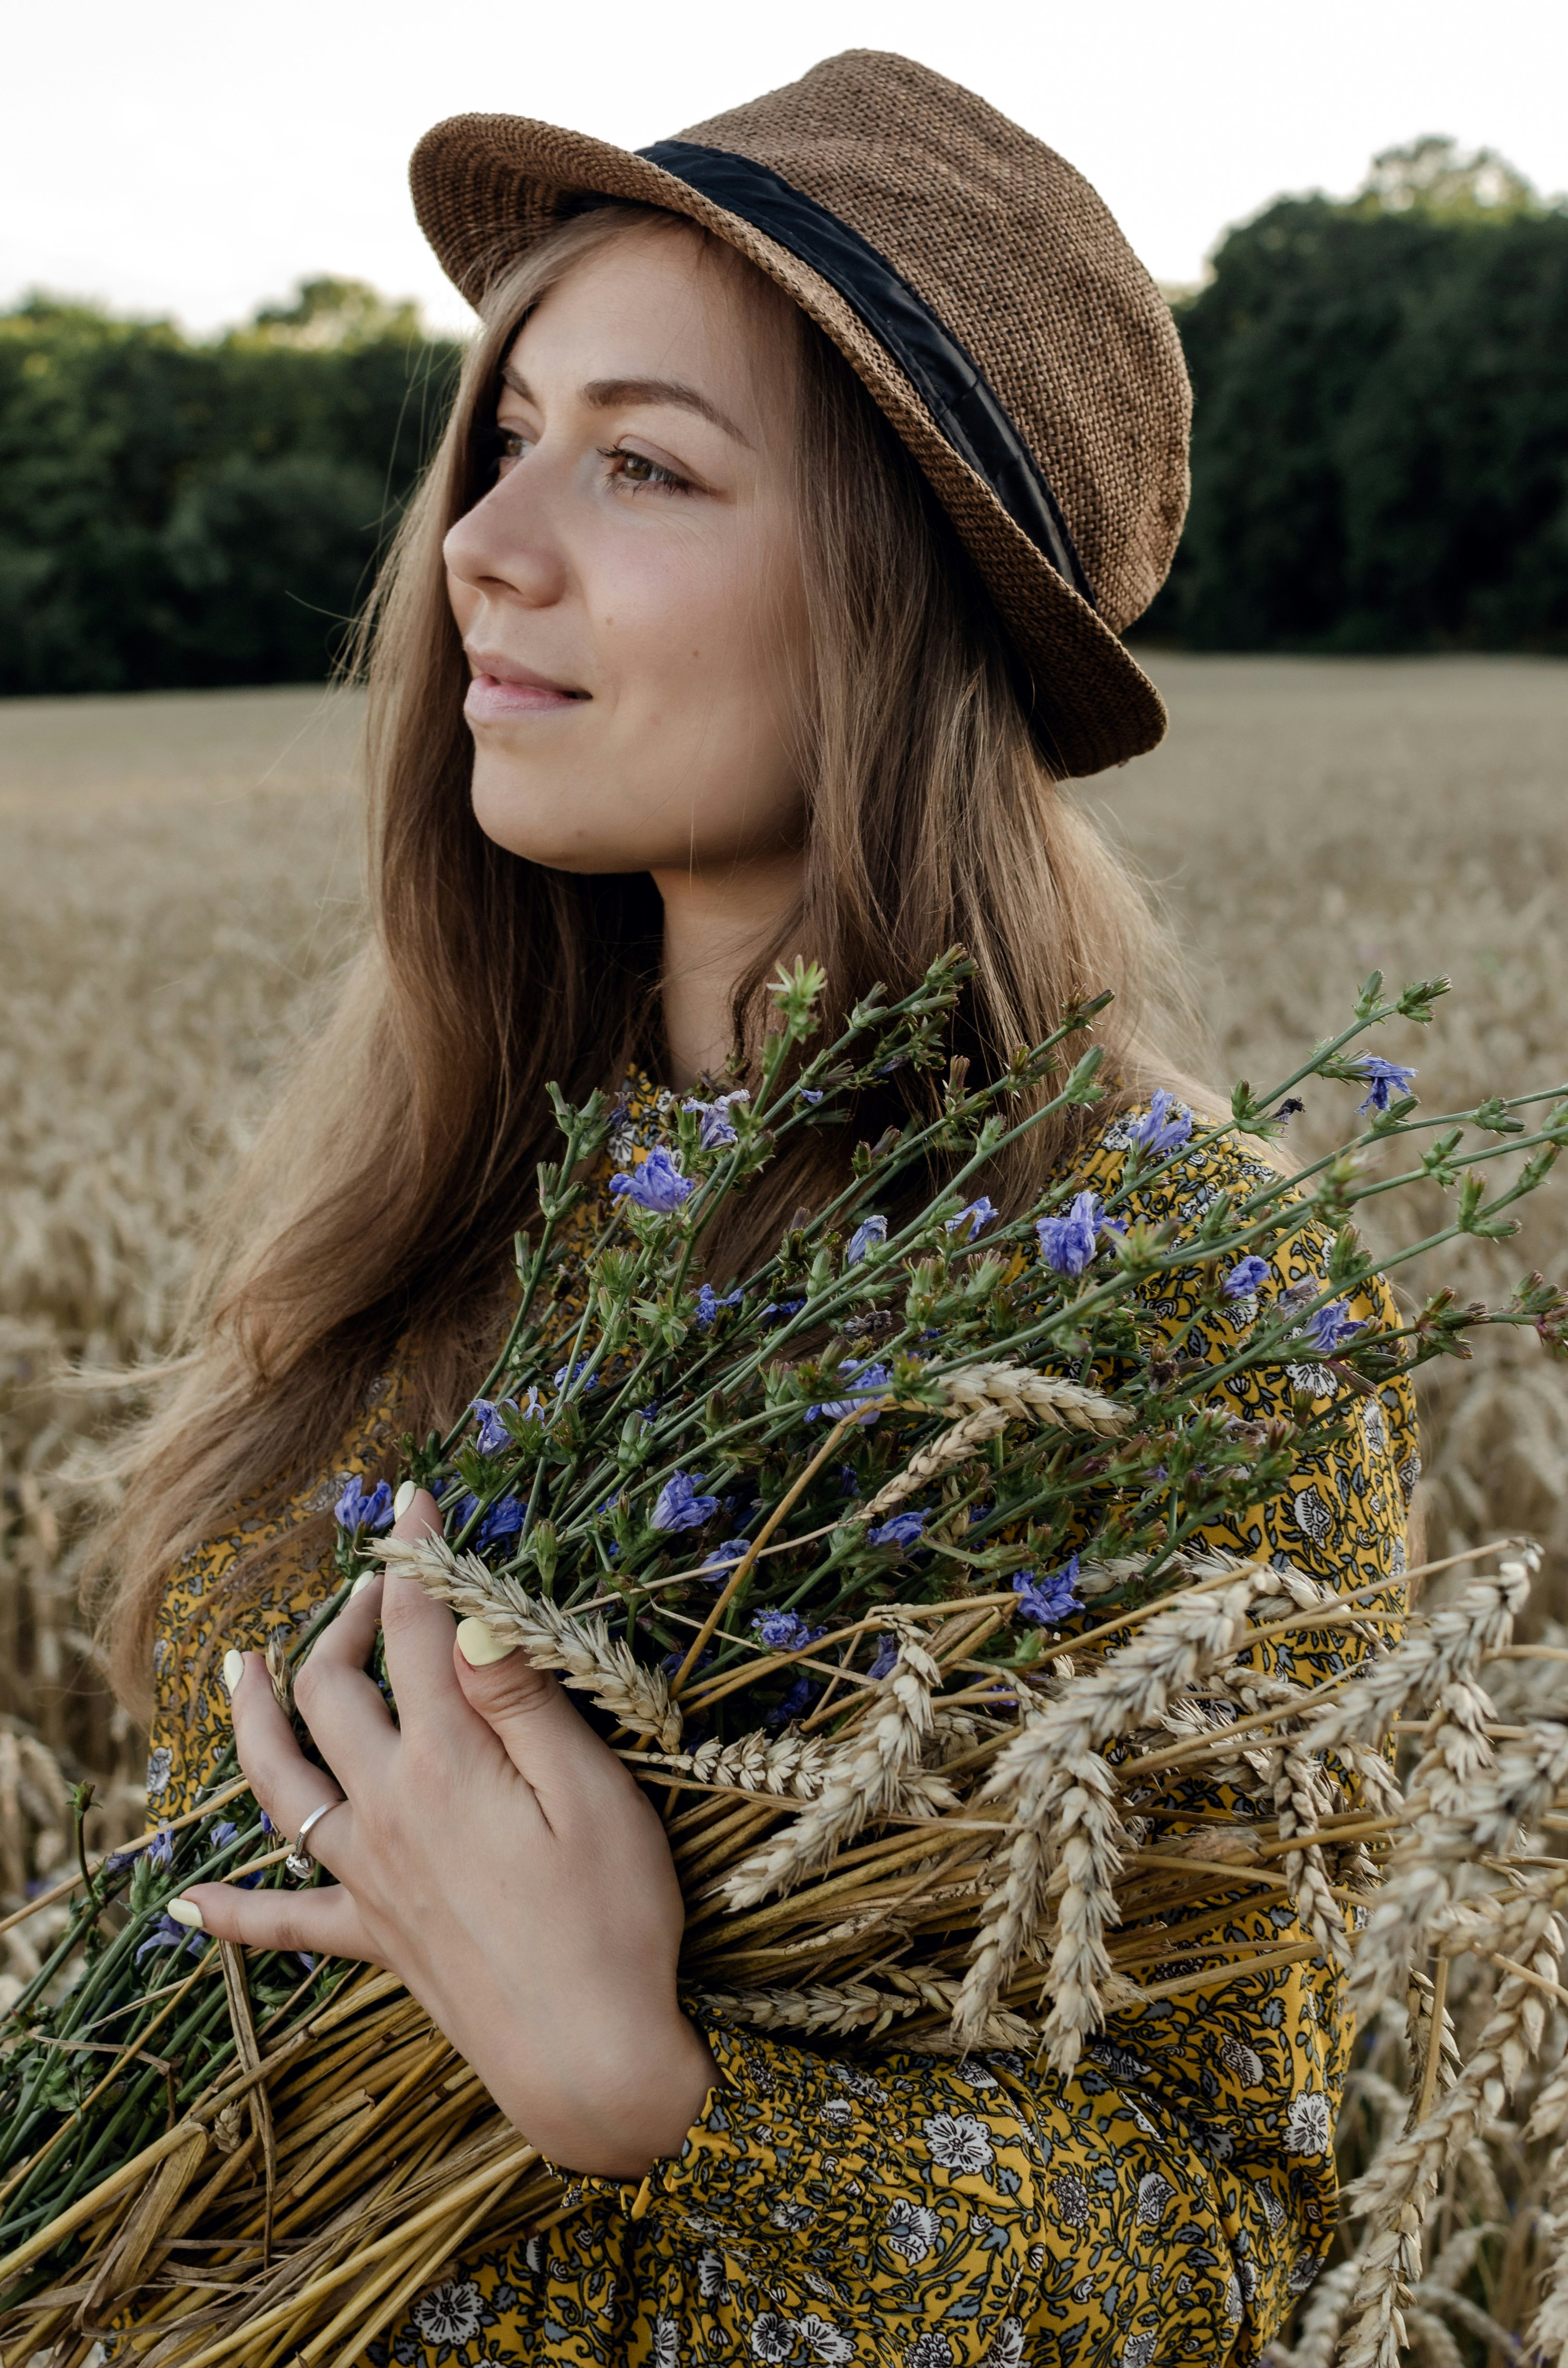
[{"xmin": 465, "ymin": 672, "xmax": 586, "ymax": 721}]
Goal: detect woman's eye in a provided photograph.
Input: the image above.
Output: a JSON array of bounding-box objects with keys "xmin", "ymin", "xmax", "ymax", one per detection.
[
  {"xmin": 494, "ymin": 429, "xmax": 529, "ymax": 473},
  {"xmin": 602, "ymin": 446, "xmax": 689, "ymax": 495}
]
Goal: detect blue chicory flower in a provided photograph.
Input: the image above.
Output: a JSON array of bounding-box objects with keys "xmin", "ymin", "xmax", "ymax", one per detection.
[
  {"xmin": 761, "ymin": 1298, "xmax": 806, "ymax": 1324},
  {"xmin": 1353, "ymin": 1058, "xmax": 1418, "ymax": 1115},
  {"xmin": 208, "ymin": 1822, "xmax": 239, "ymax": 1850},
  {"xmin": 681, "ymin": 1089, "xmax": 749, "ymax": 1150},
  {"xmin": 146, "ymin": 1827, "xmax": 174, "ymax": 1872},
  {"xmin": 945, "ymin": 1196, "xmax": 998, "ymax": 1242},
  {"xmin": 448, "ymin": 1492, "xmax": 526, "ymax": 1546},
  {"xmin": 846, "ymin": 1213, "xmax": 888, "ymax": 1265},
  {"xmin": 1129, "ymin": 1089, "xmax": 1193, "ymax": 1157},
  {"xmin": 553, "ymin": 1360, "xmax": 597, "ymax": 1392},
  {"xmin": 798, "ymin": 1086, "xmax": 824, "ymax": 1106},
  {"xmin": 260, "ymin": 1810, "xmax": 276, "ymax": 1837},
  {"xmin": 751, "ymin": 1608, "xmax": 821, "ymax": 1651},
  {"xmin": 867, "ymin": 1509, "xmax": 929, "ymax": 1551},
  {"xmin": 695, "ymin": 1282, "xmax": 744, "ymax": 1328},
  {"xmin": 297, "ymin": 1953, "xmax": 316, "ymax": 1972},
  {"xmin": 806, "ymin": 1360, "xmax": 892, "ymax": 1424},
  {"xmin": 333, "ymin": 1477, "xmax": 394, "ymax": 1534},
  {"xmin": 136, "ymin": 1912, "xmax": 203, "ymax": 1968},
  {"xmin": 1308, "ymin": 1300, "xmax": 1363, "ymax": 1356},
  {"xmin": 766, "ymin": 1675, "xmax": 819, "ymax": 1728},
  {"xmin": 701, "ymin": 1538, "xmax": 752, "ymax": 1579},
  {"xmin": 1013, "ymin": 1556, "xmax": 1083, "ymax": 1627},
  {"xmin": 652, "ymin": 1471, "xmax": 719, "ymax": 1532},
  {"xmin": 1036, "ymin": 1190, "xmax": 1108, "ymax": 1279},
  {"xmin": 610, "ymin": 1145, "xmax": 694, "ymax": 1213},
  {"xmin": 868, "ymin": 1634, "xmax": 900, "ymax": 1680},
  {"xmin": 1223, "ymin": 1255, "xmax": 1271, "ymax": 1301},
  {"xmin": 470, "ymin": 1397, "xmax": 520, "ymax": 1455}
]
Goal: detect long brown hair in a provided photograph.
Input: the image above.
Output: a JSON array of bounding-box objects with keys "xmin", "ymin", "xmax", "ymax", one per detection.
[{"xmin": 98, "ymin": 203, "xmax": 1209, "ymax": 1711}]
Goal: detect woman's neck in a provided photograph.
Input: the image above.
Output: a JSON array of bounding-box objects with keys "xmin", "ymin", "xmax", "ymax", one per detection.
[{"xmin": 652, "ymin": 850, "xmax": 806, "ymax": 1092}]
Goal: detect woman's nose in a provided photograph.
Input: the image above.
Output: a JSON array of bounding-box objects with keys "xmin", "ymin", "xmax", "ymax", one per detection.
[{"xmin": 443, "ymin": 464, "xmax": 569, "ymax": 610}]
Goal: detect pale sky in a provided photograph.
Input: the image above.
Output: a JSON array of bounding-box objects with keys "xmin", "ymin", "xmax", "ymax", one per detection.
[{"xmin": 9, "ymin": 0, "xmax": 1566, "ymax": 337}]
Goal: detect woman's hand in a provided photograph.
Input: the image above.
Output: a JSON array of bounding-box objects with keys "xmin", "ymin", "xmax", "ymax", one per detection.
[{"xmin": 171, "ymin": 1491, "xmax": 718, "ymax": 2177}]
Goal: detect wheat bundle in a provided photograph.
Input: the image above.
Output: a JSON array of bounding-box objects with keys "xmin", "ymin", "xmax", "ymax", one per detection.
[{"xmin": 4, "ymin": 953, "xmax": 1568, "ymax": 2365}]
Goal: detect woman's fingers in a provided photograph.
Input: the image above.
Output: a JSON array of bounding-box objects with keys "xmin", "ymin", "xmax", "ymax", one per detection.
[
  {"xmin": 452, "ymin": 1621, "xmax": 630, "ymax": 1811},
  {"xmin": 289, "ymin": 1569, "xmax": 397, "ymax": 1791},
  {"xmin": 227, "ymin": 1653, "xmax": 348, "ymax": 1866},
  {"xmin": 171, "ymin": 1875, "xmax": 375, "ymax": 1963},
  {"xmin": 377, "ymin": 1489, "xmax": 471, "ymax": 1727}
]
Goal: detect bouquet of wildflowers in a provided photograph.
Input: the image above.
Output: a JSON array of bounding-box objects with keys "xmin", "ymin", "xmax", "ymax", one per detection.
[{"xmin": 6, "ymin": 952, "xmax": 1568, "ymax": 2364}]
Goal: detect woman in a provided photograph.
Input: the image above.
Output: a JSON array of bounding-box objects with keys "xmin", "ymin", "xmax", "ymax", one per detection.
[{"xmin": 108, "ymin": 52, "xmax": 1414, "ymax": 2366}]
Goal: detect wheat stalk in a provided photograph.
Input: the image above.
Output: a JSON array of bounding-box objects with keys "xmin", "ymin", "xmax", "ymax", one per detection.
[
  {"xmin": 378, "ymin": 1533, "xmax": 683, "ymax": 1748},
  {"xmin": 655, "ymin": 1727, "xmax": 831, "ymax": 1799},
  {"xmin": 848, "ymin": 1364, "xmax": 1128, "ymax": 1526},
  {"xmin": 720, "ymin": 1620, "xmax": 944, "ymax": 1909}
]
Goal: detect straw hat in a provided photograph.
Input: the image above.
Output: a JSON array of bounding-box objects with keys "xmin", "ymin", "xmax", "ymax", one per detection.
[{"xmin": 410, "ymin": 50, "xmax": 1189, "ymax": 778}]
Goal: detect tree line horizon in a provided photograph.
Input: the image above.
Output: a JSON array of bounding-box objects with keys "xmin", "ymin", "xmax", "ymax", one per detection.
[{"xmin": 2, "ymin": 136, "xmax": 1566, "ymax": 699}]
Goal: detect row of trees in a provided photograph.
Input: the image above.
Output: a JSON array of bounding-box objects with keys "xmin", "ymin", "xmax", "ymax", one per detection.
[
  {"xmin": 0, "ymin": 281, "xmax": 460, "ymax": 694},
  {"xmin": 2, "ymin": 139, "xmax": 1564, "ymax": 695}
]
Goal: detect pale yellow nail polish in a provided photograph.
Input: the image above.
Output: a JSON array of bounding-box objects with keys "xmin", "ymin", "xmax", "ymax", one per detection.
[
  {"xmin": 222, "ymin": 1649, "xmax": 245, "ymax": 1697},
  {"xmin": 351, "ymin": 1570, "xmax": 377, "ymax": 1598},
  {"xmin": 456, "ymin": 1616, "xmax": 519, "ymax": 1667},
  {"xmin": 168, "ymin": 1898, "xmax": 204, "ymax": 1931},
  {"xmin": 393, "ymin": 1480, "xmax": 418, "ymax": 1519}
]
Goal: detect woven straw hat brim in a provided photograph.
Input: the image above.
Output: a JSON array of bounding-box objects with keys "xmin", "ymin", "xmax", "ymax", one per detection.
[{"xmin": 411, "ymin": 112, "xmax": 1168, "ymax": 779}]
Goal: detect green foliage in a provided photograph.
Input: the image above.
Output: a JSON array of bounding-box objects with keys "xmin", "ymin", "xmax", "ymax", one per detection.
[
  {"xmin": 0, "ymin": 282, "xmax": 462, "ymax": 694},
  {"xmin": 1147, "ymin": 142, "xmax": 1568, "ymax": 653}
]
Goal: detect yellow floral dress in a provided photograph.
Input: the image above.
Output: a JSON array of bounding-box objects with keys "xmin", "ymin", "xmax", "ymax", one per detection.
[{"xmin": 149, "ymin": 1076, "xmax": 1416, "ymax": 2368}]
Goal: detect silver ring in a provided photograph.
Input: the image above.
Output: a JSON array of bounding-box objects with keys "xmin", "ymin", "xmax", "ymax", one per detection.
[{"xmin": 284, "ymin": 1799, "xmax": 341, "ymax": 1882}]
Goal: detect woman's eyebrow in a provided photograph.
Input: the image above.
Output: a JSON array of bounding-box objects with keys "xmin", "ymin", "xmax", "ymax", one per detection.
[{"xmin": 498, "ymin": 364, "xmax": 749, "ymax": 446}]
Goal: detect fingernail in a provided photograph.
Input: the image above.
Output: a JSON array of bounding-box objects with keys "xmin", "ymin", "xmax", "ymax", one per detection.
[
  {"xmin": 456, "ymin": 1616, "xmax": 519, "ymax": 1667},
  {"xmin": 222, "ymin": 1650, "xmax": 245, "ymax": 1697},
  {"xmin": 393, "ymin": 1480, "xmax": 418, "ymax": 1518},
  {"xmin": 351, "ymin": 1569, "xmax": 378, "ymax": 1597},
  {"xmin": 168, "ymin": 1898, "xmax": 205, "ymax": 1930}
]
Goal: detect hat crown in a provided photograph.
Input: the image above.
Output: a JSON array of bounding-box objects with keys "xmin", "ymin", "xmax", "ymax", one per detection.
[{"xmin": 674, "ymin": 50, "xmax": 1190, "ymax": 638}]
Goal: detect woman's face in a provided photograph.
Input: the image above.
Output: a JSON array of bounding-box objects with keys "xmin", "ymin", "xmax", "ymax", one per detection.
[{"xmin": 445, "ymin": 222, "xmax": 810, "ymax": 881}]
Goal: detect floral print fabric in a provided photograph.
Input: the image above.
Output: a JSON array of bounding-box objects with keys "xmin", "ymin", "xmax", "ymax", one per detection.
[{"xmin": 149, "ymin": 1084, "xmax": 1416, "ymax": 2366}]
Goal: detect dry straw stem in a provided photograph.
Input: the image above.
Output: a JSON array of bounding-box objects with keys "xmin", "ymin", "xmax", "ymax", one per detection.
[{"xmin": 378, "ymin": 1533, "xmax": 682, "ymax": 1747}]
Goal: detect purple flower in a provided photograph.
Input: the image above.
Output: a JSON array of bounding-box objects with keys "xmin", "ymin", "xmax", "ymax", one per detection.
[
  {"xmin": 868, "ymin": 1634, "xmax": 900, "ymax": 1680},
  {"xmin": 1129, "ymin": 1089, "xmax": 1193, "ymax": 1157},
  {"xmin": 798, "ymin": 1086, "xmax": 824, "ymax": 1106},
  {"xmin": 1274, "ymin": 1098, "xmax": 1305, "ymax": 1124},
  {"xmin": 652, "ymin": 1471, "xmax": 719, "ymax": 1532},
  {"xmin": 470, "ymin": 1397, "xmax": 519, "ymax": 1455},
  {"xmin": 334, "ymin": 1477, "xmax": 394, "ymax": 1534},
  {"xmin": 766, "ymin": 1674, "xmax": 819, "ymax": 1728},
  {"xmin": 297, "ymin": 1952, "xmax": 316, "ymax": 1972},
  {"xmin": 610, "ymin": 1145, "xmax": 693, "ymax": 1213},
  {"xmin": 136, "ymin": 1912, "xmax": 202, "ymax": 1968},
  {"xmin": 661, "ymin": 1645, "xmax": 713, "ymax": 1676},
  {"xmin": 806, "ymin": 1360, "xmax": 891, "ymax": 1424},
  {"xmin": 1013, "ymin": 1556, "xmax": 1083, "ymax": 1627},
  {"xmin": 1223, "ymin": 1255, "xmax": 1271, "ymax": 1300},
  {"xmin": 260, "ymin": 1810, "xmax": 276, "ymax": 1837},
  {"xmin": 1354, "ymin": 1058, "xmax": 1418, "ymax": 1116},
  {"xmin": 846, "ymin": 1214, "xmax": 888, "ymax": 1265},
  {"xmin": 146, "ymin": 1827, "xmax": 174, "ymax": 1872},
  {"xmin": 945, "ymin": 1196, "xmax": 998, "ymax": 1242},
  {"xmin": 553, "ymin": 1360, "xmax": 597, "ymax": 1392},
  {"xmin": 761, "ymin": 1297, "xmax": 806, "ymax": 1324},
  {"xmin": 695, "ymin": 1282, "xmax": 743, "ymax": 1328},
  {"xmin": 701, "ymin": 1538, "xmax": 752, "ymax": 1579},
  {"xmin": 448, "ymin": 1492, "xmax": 525, "ymax": 1546},
  {"xmin": 1307, "ymin": 1299, "xmax": 1363, "ymax": 1356},
  {"xmin": 867, "ymin": 1509, "xmax": 929, "ymax": 1552},
  {"xmin": 208, "ymin": 1822, "xmax": 239, "ymax": 1850},
  {"xmin": 682, "ymin": 1089, "xmax": 749, "ymax": 1149},
  {"xmin": 838, "ymin": 1463, "xmax": 861, "ymax": 1497},
  {"xmin": 1036, "ymin": 1190, "xmax": 1107, "ymax": 1279},
  {"xmin": 751, "ymin": 1608, "xmax": 820, "ymax": 1651}
]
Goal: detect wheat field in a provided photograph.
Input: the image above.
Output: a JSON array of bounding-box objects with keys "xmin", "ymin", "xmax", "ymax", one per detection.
[{"xmin": 2, "ymin": 657, "xmax": 1567, "ymax": 2355}]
